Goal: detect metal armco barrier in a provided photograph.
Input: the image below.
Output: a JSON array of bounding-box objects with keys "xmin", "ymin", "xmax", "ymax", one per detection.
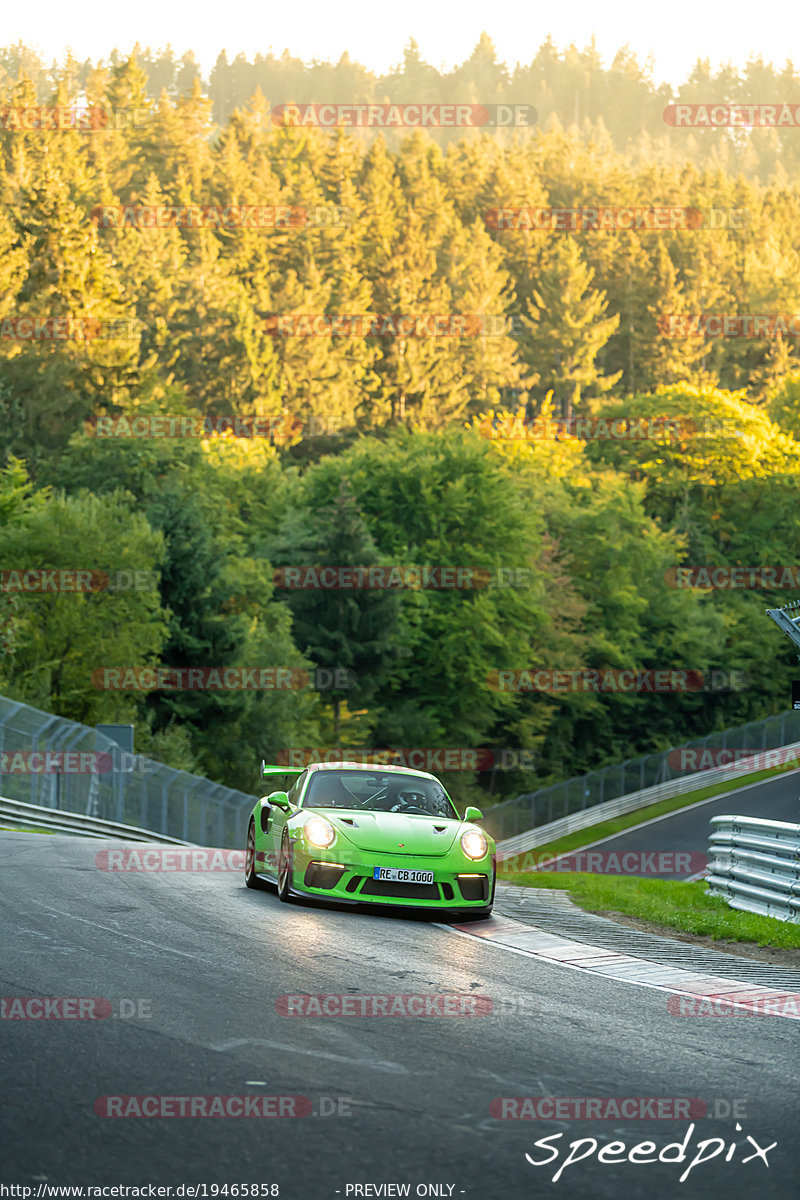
[
  {"xmin": 0, "ymin": 694, "xmax": 258, "ymax": 848},
  {"xmin": 706, "ymin": 815, "xmax": 800, "ymax": 922},
  {"xmin": 3, "ymin": 690, "xmax": 798, "ymax": 861},
  {"xmin": 486, "ymin": 709, "xmax": 800, "ymax": 842},
  {"xmin": 0, "ymin": 796, "xmax": 192, "ymax": 844},
  {"xmin": 494, "ymin": 742, "xmax": 800, "ymax": 861}
]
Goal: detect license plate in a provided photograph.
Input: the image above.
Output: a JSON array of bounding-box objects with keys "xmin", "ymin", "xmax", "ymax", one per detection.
[{"xmin": 373, "ymin": 867, "xmax": 434, "ymax": 884}]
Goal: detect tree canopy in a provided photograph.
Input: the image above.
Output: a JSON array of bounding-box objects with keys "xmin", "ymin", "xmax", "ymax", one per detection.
[{"xmin": 1, "ymin": 40, "xmax": 799, "ymax": 799}]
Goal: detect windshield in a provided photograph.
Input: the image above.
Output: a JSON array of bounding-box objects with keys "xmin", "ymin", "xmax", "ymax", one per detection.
[{"xmin": 302, "ymin": 770, "xmax": 458, "ymax": 818}]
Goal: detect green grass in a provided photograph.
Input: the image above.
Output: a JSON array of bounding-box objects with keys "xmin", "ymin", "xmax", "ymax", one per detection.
[
  {"xmin": 501, "ymin": 870, "xmax": 800, "ymax": 948},
  {"xmin": 0, "ymin": 824, "xmax": 59, "ymax": 834},
  {"xmin": 498, "ymin": 760, "xmax": 798, "ymax": 873}
]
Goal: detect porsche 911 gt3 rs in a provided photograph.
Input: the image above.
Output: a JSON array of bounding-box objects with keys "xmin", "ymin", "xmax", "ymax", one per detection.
[{"xmin": 244, "ymin": 761, "xmax": 495, "ymax": 916}]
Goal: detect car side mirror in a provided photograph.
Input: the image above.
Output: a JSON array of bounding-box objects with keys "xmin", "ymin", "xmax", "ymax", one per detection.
[
  {"xmin": 266, "ymin": 790, "xmax": 292, "ymax": 811},
  {"xmin": 464, "ymin": 805, "xmax": 484, "ymax": 822}
]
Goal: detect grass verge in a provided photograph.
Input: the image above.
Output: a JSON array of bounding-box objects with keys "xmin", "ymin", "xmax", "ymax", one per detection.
[
  {"xmin": 500, "ymin": 870, "xmax": 800, "ymax": 948},
  {"xmin": 0, "ymin": 824, "xmax": 59, "ymax": 834},
  {"xmin": 497, "ymin": 761, "xmax": 798, "ymax": 872}
]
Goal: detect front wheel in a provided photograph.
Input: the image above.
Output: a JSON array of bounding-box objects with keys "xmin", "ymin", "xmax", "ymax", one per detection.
[
  {"xmin": 277, "ymin": 829, "xmax": 294, "ymax": 903},
  {"xmin": 245, "ymin": 819, "xmax": 268, "ymax": 890}
]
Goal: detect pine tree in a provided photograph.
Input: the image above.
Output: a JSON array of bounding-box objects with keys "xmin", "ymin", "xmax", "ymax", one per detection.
[
  {"xmin": 622, "ymin": 241, "xmax": 710, "ymax": 391},
  {"xmin": 3, "ymin": 161, "xmax": 137, "ymax": 457},
  {"xmin": 273, "ymin": 478, "xmax": 401, "ymax": 741},
  {"xmin": 520, "ymin": 238, "xmax": 620, "ymax": 419}
]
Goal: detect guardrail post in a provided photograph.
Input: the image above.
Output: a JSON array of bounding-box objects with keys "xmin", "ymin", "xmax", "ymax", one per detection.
[
  {"xmin": 161, "ymin": 782, "xmax": 168, "ymax": 836},
  {"xmin": 198, "ymin": 787, "xmax": 207, "ymax": 843},
  {"xmin": 216, "ymin": 790, "xmax": 225, "ymax": 845},
  {"xmin": 32, "ymin": 715, "xmax": 60, "ymax": 808},
  {"xmin": 114, "ymin": 745, "xmax": 124, "ymax": 822},
  {"xmin": 184, "ymin": 779, "xmax": 204, "ymax": 842}
]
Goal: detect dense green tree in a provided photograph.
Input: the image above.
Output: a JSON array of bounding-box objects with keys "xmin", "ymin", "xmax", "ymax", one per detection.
[
  {"xmin": 294, "ymin": 430, "xmax": 554, "ymax": 766},
  {"xmin": 37, "ymin": 430, "xmax": 318, "ymax": 787},
  {"xmin": 0, "ymin": 485, "xmax": 167, "ymax": 723},
  {"xmin": 2, "ymin": 41, "xmax": 800, "ymax": 801},
  {"xmin": 270, "ymin": 478, "xmax": 401, "ymax": 741},
  {"xmin": 520, "ymin": 238, "xmax": 621, "ymax": 419}
]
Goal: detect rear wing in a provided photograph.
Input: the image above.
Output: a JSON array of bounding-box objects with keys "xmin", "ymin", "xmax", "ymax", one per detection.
[{"xmin": 261, "ymin": 760, "xmax": 304, "ymax": 779}]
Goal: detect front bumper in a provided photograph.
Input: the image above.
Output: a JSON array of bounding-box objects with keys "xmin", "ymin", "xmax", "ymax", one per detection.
[{"xmin": 287, "ymin": 842, "xmax": 495, "ymax": 909}]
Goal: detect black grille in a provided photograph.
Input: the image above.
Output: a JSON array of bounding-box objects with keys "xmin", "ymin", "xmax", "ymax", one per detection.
[
  {"xmin": 304, "ymin": 863, "xmax": 346, "ymax": 890},
  {"xmin": 457, "ymin": 875, "xmax": 489, "ymax": 902},
  {"xmin": 344, "ymin": 875, "xmax": 361, "ymax": 893},
  {"xmin": 440, "ymin": 883, "xmax": 454, "ymax": 900},
  {"xmin": 359, "ymin": 878, "xmax": 440, "ymax": 900}
]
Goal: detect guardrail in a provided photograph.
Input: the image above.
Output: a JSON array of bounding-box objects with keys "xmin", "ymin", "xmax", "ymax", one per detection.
[
  {"xmin": 0, "ymin": 694, "xmax": 258, "ymax": 847},
  {"xmin": 494, "ymin": 742, "xmax": 800, "ymax": 862},
  {"xmin": 486, "ymin": 708, "xmax": 800, "ymax": 842},
  {"xmin": 0, "ymin": 796, "xmax": 193, "ymax": 845},
  {"xmin": 706, "ymin": 815, "xmax": 800, "ymax": 923}
]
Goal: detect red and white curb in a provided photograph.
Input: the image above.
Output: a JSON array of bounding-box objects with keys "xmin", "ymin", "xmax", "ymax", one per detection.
[{"xmin": 438, "ymin": 913, "xmax": 800, "ymax": 1020}]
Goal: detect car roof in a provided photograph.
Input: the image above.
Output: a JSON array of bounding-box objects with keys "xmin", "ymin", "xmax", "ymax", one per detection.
[{"xmin": 304, "ymin": 761, "xmax": 439, "ymax": 783}]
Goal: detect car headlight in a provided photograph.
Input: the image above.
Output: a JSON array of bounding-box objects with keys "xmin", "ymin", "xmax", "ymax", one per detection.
[
  {"xmin": 461, "ymin": 828, "xmax": 488, "ymax": 860},
  {"xmin": 304, "ymin": 816, "xmax": 336, "ymax": 848}
]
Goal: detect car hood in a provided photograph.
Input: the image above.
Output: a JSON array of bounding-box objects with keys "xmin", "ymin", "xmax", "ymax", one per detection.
[{"xmin": 314, "ymin": 810, "xmax": 463, "ymax": 856}]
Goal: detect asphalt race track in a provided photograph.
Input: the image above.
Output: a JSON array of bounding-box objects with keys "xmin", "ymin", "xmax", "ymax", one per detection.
[
  {"xmin": 1, "ymin": 830, "xmax": 798, "ymax": 1199},
  {"xmin": 545, "ymin": 770, "xmax": 800, "ymax": 877}
]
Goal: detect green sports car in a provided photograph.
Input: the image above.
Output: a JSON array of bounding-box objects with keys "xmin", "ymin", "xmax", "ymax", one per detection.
[{"xmin": 244, "ymin": 761, "xmax": 495, "ymax": 916}]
